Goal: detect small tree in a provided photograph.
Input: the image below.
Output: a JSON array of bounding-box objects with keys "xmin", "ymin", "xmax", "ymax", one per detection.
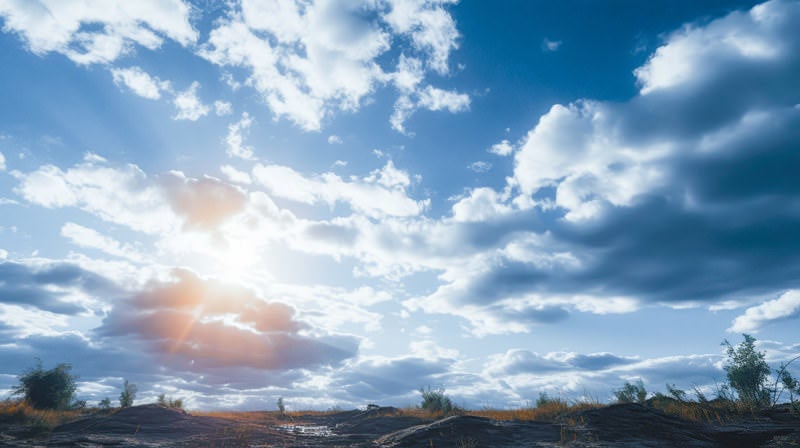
[
  {"xmin": 98, "ymin": 397, "xmax": 112, "ymax": 410},
  {"xmin": 614, "ymin": 380, "xmax": 647, "ymax": 404},
  {"xmin": 13, "ymin": 360, "xmax": 77, "ymax": 410},
  {"xmin": 419, "ymin": 386, "xmax": 453, "ymax": 414},
  {"xmin": 722, "ymin": 334, "xmax": 771, "ymax": 407},
  {"xmin": 119, "ymin": 380, "xmax": 137, "ymax": 408},
  {"xmin": 277, "ymin": 397, "xmax": 285, "ymax": 415}
]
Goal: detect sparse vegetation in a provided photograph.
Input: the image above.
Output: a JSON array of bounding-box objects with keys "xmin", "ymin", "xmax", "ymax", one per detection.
[
  {"xmin": 119, "ymin": 379, "xmax": 138, "ymax": 408},
  {"xmin": 12, "ymin": 360, "xmax": 77, "ymax": 410},
  {"xmin": 277, "ymin": 397, "xmax": 285, "ymax": 415},
  {"xmin": 722, "ymin": 334, "xmax": 771, "ymax": 408},
  {"xmin": 98, "ymin": 397, "xmax": 112, "ymax": 410},
  {"xmin": 419, "ymin": 386, "xmax": 454, "ymax": 414},
  {"xmin": 157, "ymin": 393, "xmax": 184, "ymax": 409},
  {"xmin": 613, "ymin": 380, "xmax": 647, "ymax": 404}
]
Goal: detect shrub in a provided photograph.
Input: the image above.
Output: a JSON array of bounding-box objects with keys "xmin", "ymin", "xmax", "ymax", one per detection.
[
  {"xmin": 722, "ymin": 334, "xmax": 770, "ymax": 407},
  {"xmin": 614, "ymin": 380, "xmax": 647, "ymax": 404},
  {"xmin": 119, "ymin": 380, "xmax": 137, "ymax": 408},
  {"xmin": 277, "ymin": 397, "xmax": 285, "ymax": 414},
  {"xmin": 98, "ymin": 397, "xmax": 112, "ymax": 410},
  {"xmin": 157, "ymin": 393, "xmax": 184, "ymax": 409},
  {"xmin": 419, "ymin": 386, "xmax": 453, "ymax": 414},
  {"xmin": 12, "ymin": 361, "xmax": 77, "ymax": 410}
]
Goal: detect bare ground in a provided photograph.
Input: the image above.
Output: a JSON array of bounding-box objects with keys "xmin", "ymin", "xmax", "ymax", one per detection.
[{"xmin": 1, "ymin": 403, "xmax": 798, "ymax": 447}]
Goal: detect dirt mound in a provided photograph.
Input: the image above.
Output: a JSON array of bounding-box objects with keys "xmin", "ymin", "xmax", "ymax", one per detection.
[
  {"xmin": 375, "ymin": 414, "xmax": 561, "ymax": 447},
  {"xmin": 564, "ymin": 403, "xmax": 715, "ymax": 447},
  {"xmin": 47, "ymin": 404, "xmax": 233, "ymax": 447}
]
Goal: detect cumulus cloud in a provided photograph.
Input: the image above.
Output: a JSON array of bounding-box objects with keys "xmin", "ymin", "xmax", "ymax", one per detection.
[
  {"xmin": 327, "ymin": 135, "xmax": 343, "ymax": 145},
  {"xmin": 730, "ymin": 290, "xmax": 800, "ymax": 333},
  {"xmin": 161, "ymin": 172, "xmax": 247, "ymax": 230},
  {"xmin": 467, "ymin": 161, "xmax": 491, "ymax": 173},
  {"xmin": 98, "ymin": 269, "xmax": 358, "ymax": 371},
  {"xmin": 0, "ymin": 260, "xmax": 117, "ymax": 315},
  {"xmin": 199, "ymin": 0, "xmax": 466, "ymax": 131},
  {"xmin": 373, "ymin": 0, "xmax": 800, "ymax": 334},
  {"xmin": 252, "ymin": 160, "xmax": 427, "ymax": 218},
  {"xmin": 0, "ymin": 0, "xmax": 196, "ymax": 65},
  {"xmin": 110, "ymin": 66, "xmax": 170, "ymax": 100},
  {"xmin": 0, "ymin": 151, "xmax": 6, "ymax": 170},
  {"xmin": 13, "ymin": 160, "xmax": 178, "ymax": 234},
  {"xmin": 61, "ymin": 222, "xmax": 146, "ymax": 262},
  {"xmin": 220, "ymin": 164, "xmax": 251, "ymax": 185},
  {"xmin": 541, "ymin": 38, "xmax": 562, "ymax": 52},
  {"xmin": 489, "ymin": 139, "xmax": 514, "ymax": 156},
  {"xmin": 214, "ymin": 100, "xmax": 233, "ymax": 116},
  {"xmin": 173, "ymin": 81, "xmax": 210, "ymax": 121},
  {"xmin": 226, "ymin": 112, "xmax": 255, "ymax": 159}
]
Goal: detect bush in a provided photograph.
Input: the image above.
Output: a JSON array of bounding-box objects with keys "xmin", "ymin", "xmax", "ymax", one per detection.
[
  {"xmin": 98, "ymin": 397, "xmax": 112, "ymax": 410},
  {"xmin": 12, "ymin": 361, "xmax": 77, "ymax": 410},
  {"xmin": 119, "ymin": 380, "xmax": 137, "ymax": 408},
  {"xmin": 157, "ymin": 393, "xmax": 184, "ymax": 409},
  {"xmin": 614, "ymin": 380, "xmax": 647, "ymax": 404},
  {"xmin": 419, "ymin": 386, "xmax": 453, "ymax": 414},
  {"xmin": 723, "ymin": 334, "xmax": 771, "ymax": 407}
]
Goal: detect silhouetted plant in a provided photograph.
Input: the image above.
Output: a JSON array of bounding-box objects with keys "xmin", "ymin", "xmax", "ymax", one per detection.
[
  {"xmin": 119, "ymin": 380, "xmax": 137, "ymax": 408},
  {"xmin": 535, "ymin": 392, "xmax": 567, "ymax": 408},
  {"xmin": 157, "ymin": 393, "xmax": 184, "ymax": 409},
  {"xmin": 613, "ymin": 380, "xmax": 647, "ymax": 404},
  {"xmin": 277, "ymin": 397, "xmax": 285, "ymax": 414},
  {"xmin": 722, "ymin": 334, "xmax": 771, "ymax": 407},
  {"xmin": 12, "ymin": 360, "xmax": 77, "ymax": 410},
  {"xmin": 98, "ymin": 397, "xmax": 112, "ymax": 410},
  {"xmin": 419, "ymin": 386, "xmax": 453, "ymax": 414}
]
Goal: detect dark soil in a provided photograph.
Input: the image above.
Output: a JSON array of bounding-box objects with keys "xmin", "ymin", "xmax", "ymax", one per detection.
[{"xmin": 1, "ymin": 403, "xmax": 798, "ymax": 447}]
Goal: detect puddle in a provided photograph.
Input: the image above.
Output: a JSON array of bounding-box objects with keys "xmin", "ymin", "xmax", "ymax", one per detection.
[{"xmin": 276, "ymin": 424, "xmax": 334, "ymax": 437}]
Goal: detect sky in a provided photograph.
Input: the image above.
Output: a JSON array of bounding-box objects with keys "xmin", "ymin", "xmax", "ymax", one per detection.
[{"xmin": 0, "ymin": 0, "xmax": 799, "ymax": 411}]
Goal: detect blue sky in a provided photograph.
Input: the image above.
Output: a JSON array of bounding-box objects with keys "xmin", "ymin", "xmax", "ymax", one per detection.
[{"xmin": 1, "ymin": 0, "xmax": 799, "ymax": 410}]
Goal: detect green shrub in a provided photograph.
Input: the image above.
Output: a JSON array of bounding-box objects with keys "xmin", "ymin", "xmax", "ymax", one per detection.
[
  {"xmin": 419, "ymin": 386, "xmax": 453, "ymax": 414},
  {"xmin": 119, "ymin": 380, "xmax": 137, "ymax": 408},
  {"xmin": 98, "ymin": 397, "xmax": 112, "ymax": 410},
  {"xmin": 614, "ymin": 380, "xmax": 647, "ymax": 404},
  {"xmin": 12, "ymin": 361, "xmax": 77, "ymax": 410},
  {"xmin": 722, "ymin": 334, "xmax": 770, "ymax": 407},
  {"xmin": 157, "ymin": 393, "xmax": 184, "ymax": 409}
]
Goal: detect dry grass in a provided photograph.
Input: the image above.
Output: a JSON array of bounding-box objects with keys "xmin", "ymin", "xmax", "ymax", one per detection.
[{"xmin": 0, "ymin": 400, "xmax": 90, "ymax": 436}]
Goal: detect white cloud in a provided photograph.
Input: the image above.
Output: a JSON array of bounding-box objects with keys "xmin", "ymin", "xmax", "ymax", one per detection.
[
  {"xmin": 451, "ymin": 187, "xmax": 510, "ymax": 222},
  {"xmin": 110, "ymin": 66, "xmax": 170, "ymax": 100},
  {"xmin": 220, "ymin": 165, "xmax": 251, "ymax": 185},
  {"xmin": 199, "ymin": 0, "xmax": 464, "ymax": 131},
  {"xmin": 0, "ymin": 0, "xmax": 196, "ymax": 65},
  {"xmin": 327, "ymin": 135, "xmax": 343, "ymax": 145},
  {"xmin": 172, "ymin": 81, "xmax": 210, "ymax": 121},
  {"xmin": 0, "ymin": 151, "xmax": 5, "ymax": 171},
  {"xmin": 61, "ymin": 222, "xmax": 145, "ymax": 262},
  {"xmin": 729, "ymin": 291, "xmax": 800, "ymax": 333},
  {"xmin": 252, "ymin": 160, "xmax": 426, "ymax": 218},
  {"xmin": 332, "ymin": 160, "xmax": 348, "ymax": 168},
  {"xmin": 13, "ymin": 161, "xmax": 177, "ymax": 235},
  {"xmin": 226, "ymin": 112, "xmax": 255, "ymax": 160},
  {"xmin": 542, "ymin": 38, "xmax": 562, "ymax": 52},
  {"xmin": 489, "ymin": 139, "xmax": 513, "ymax": 156},
  {"xmin": 467, "ymin": 161, "xmax": 491, "ymax": 173},
  {"xmin": 214, "ymin": 100, "xmax": 233, "ymax": 116},
  {"xmin": 635, "ymin": 0, "xmax": 790, "ymax": 94},
  {"xmin": 417, "ymin": 85, "xmax": 470, "ymax": 112},
  {"xmin": 383, "ymin": 0, "xmax": 460, "ymax": 75}
]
